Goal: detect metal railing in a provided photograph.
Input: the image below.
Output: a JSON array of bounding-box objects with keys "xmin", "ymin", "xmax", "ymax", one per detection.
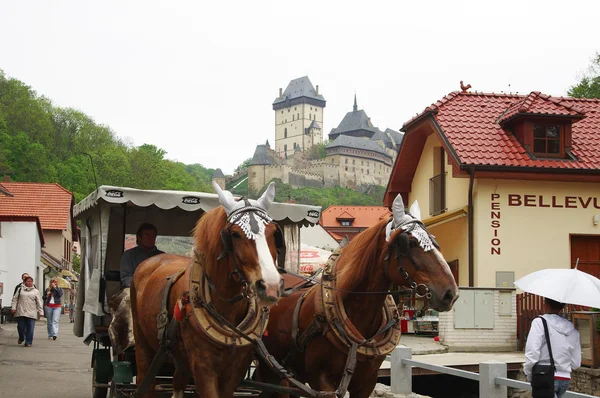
[{"xmin": 391, "ymin": 347, "xmax": 594, "ymax": 397}]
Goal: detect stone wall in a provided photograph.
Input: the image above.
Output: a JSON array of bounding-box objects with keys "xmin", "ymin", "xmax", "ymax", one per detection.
[
  {"xmin": 510, "ymin": 368, "xmax": 600, "ymax": 397},
  {"xmin": 289, "ymin": 170, "xmax": 323, "ymax": 188}
]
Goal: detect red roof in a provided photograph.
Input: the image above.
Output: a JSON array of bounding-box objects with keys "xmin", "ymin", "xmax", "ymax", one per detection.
[
  {"xmin": 401, "ymin": 91, "xmax": 600, "ymax": 170},
  {"xmin": 0, "ymin": 182, "xmax": 75, "ymax": 231},
  {"xmin": 321, "ymin": 206, "xmax": 391, "ymax": 228}
]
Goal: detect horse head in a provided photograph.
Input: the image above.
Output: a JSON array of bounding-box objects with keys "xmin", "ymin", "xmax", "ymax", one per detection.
[
  {"xmin": 385, "ymin": 194, "xmax": 459, "ymax": 311},
  {"xmin": 211, "ymin": 181, "xmax": 284, "ymax": 308}
]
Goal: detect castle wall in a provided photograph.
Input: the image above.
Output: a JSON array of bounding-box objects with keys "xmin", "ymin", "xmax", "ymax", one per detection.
[{"xmin": 288, "ymin": 170, "xmax": 323, "ymax": 188}]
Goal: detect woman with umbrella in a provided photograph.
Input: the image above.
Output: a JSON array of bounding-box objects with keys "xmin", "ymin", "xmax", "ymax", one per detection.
[{"xmin": 515, "ymin": 265, "xmax": 595, "ymax": 397}]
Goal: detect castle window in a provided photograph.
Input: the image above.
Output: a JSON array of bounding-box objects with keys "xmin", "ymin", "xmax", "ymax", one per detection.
[
  {"xmin": 345, "ymin": 159, "xmax": 348, "ymax": 164},
  {"xmin": 361, "ymin": 161, "xmax": 363, "ymax": 166},
  {"xmin": 353, "ymin": 167, "xmax": 355, "ymax": 171},
  {"xmin": 292, "ymin": 115, "xmax": 295, "ymax": 121},
  {"xmin": 310, "ymin": 107, "xmax": 313, "ymax": 110},
  {"xmin": 352, "ymin": 159, "xmax": 355, "ymax": 165},
  {"xmin": 281, "ymin": 111, "xmax": 284, "ymax": 114},
  {"xmin": 294, "ymin": 107, "xmax": 297, "ymax": 111},
  {"xmin": 284, "ymin": 128, "xmax": 288, "ymax": 138},
  {"xmin": 284, "ymin": 144, "xmax": 287, "ymax": 153},
  {"xmin": 252, "ymin": 172, "xmax": 257, "ymax": 177},
  {"xmin": 332, "ymin": 159, "xmax": 334, "ymax": 164},
  {"xmin": 367, "ymin": 169, "xmax": 369, "ymax": 175},
  {"xmin": 288, "ymin": 109, "xmax": 290, "ymax": 112},
  {"xmin": 297, "ymin": 113, "xmax": 299, "ymax": 119},
  {"xmin": 345, "ymin": 166, "xmax": 348, "ymax": 171}
]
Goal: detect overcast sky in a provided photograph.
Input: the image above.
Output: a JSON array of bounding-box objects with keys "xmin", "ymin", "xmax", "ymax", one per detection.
[{"xmin": 1, "ymin": 0, "xmax": 598, "ymax": 174}]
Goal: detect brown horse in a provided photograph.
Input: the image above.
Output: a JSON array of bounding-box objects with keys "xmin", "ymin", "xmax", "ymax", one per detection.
[
  {"xmin": 130, "ymin": 182, "xmax": 285, "ymax": 398},
  {"xmin": 256, "ymin": 194, "xmax": 459, "ymax": 397}
]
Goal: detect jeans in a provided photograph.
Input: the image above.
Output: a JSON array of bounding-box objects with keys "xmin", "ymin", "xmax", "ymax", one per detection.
[
  {"xmin": 17, "ymin": 317, "xmax": 36, "ymax": 345},
  {"xmin": 555, "ymin": 379, "xmax": 570, "ymax": 398},
  {"xmin": 44, "ymin": 306, "xmax": 61, "ymax": 337}
]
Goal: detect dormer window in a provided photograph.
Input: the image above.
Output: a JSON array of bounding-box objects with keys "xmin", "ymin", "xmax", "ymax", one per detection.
[
  {"xmin": 533, "ymin": 124, "xmax": 561, "ymax": 156},
  {"xmin": 340, "ymin": 220, "xmax": 352, "ymax": 226}
]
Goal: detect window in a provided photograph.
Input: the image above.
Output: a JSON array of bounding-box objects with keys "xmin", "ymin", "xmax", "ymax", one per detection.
[
  {"xmin": 340, "ymin": 220, "xmax": 352, "ymax": 226},
  {"xmin": 297, "ymin": 113, "xmax": 299, "ymax": 119},
  {"xmin": 345, "ymin": 166, "xmax": 348, "ymax": 171},
  {"xmin": 281, "ymin": 111, "xmax": 284, "ymax": 114},
  {"xmin": 288, "ymin": 109, "xmax": 290, "ymax": 112},
  {"xmin": 533, "ymin": 124, "xmax": 561, "ymax": 155},
  {"xmin": 294, "ymin": 107, "xmax": 297, "ymax": 111},
  {"xmin": 361, "ymin": 161, "xmax": 363, "ymax": 166},
  {"xmin": 310, "ymin": 106, "xmax": 313, "ymax": 110},
  {"xmin": 284, "ymin": 144, "xmax": 287, "ymax": 153},
  {"xmin": 284, "ymin": 128, "xmax": 287, "ymax": 138},
  {"xmin": 345, "ymin": 158, "xmax": 348, "ymax": 164},
  {"xmin": 292, "ymin": 115, "xmax": 295, "ymax": 121},
  {"xmin": 367, "ymin": 169, "xmax": 370, "ymax": 175},
  {"xmin": 352, "ymin": 159, "xmax": 355, "ymax": 165}
]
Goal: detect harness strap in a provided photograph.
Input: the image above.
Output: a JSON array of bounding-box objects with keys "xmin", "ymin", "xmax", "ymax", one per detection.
[
  {"xmin": 157, "ymin": 268, "xmax": 186, "ymax": 345},
  {"xmin": 282, "ymin": 269, "xmax": 323, "ymax": 297},
  {"xmin": 336, "ymin": 342, "xmax": 358, "ymax": 398},
  {"xmin": 135, "ymin": 344, "xmax": 169, "ymax": 397}
]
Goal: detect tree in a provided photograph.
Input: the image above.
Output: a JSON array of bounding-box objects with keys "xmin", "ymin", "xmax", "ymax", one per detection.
[
  {"xmin": 72, "ymin": 253, "xmax": 81, "ymax": 274},
  {"xmin": 568, "ymin": 53, "xmax": 600, "ymax": 99},
  {"xmin": 235, "ymin": 158, "xmax": 253, "ymax": 173},
  {"xmin": 306, "ymin": 143, "xmax": 327, "ymax": 160}
]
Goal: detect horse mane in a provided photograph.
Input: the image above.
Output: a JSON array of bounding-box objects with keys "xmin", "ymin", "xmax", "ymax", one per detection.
[
  {"xmin": 336, "ymin": 217, "xmax": 390, "ymax": 293},
  {"xmin": 193, "ymin": 206, "xmax": 227, "ymax": 266}
]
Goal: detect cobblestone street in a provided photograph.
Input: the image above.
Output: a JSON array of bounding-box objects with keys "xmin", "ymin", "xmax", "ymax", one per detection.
[{"xmin": 0, "ymin": 315, "xmax": 91, "ymax": 397}]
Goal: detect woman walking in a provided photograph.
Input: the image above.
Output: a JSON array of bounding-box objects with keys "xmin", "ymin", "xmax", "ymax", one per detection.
[
  {"xmin": 10, "ymin": 276, "xmax": 43, "ymax": 347},
  {"xmin": 43, "ymin": 278, "xmax": 63, "ymax": 340}
]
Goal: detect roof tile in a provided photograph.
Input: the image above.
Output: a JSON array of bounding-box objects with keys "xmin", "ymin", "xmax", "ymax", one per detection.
[{"xmin": 0, "ymin": 182, "xmax": 74, "ymax": 230}]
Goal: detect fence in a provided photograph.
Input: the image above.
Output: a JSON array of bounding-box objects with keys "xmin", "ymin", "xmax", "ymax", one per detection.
[
  {"xmin": 517, "ymin": 292, "xmax": 589, "ymax": 350},
  {"xmin": 390, "ymin": 347, "xmax": 594, "ymax": 398}
]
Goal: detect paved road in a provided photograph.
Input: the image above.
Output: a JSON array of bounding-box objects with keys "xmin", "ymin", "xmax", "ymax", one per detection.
[{"xmin": 0, "ymin": 314, "xmax": 92, "ymax": 397}]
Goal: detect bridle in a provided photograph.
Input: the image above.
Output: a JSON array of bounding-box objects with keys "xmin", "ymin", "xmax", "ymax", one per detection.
[
  {"xmin": 209, "ymin": 199, "xmax": 286, "ymax": 303},
  {"xmin": 384, "ymin": 218, "xmax": 440, "ymax": 299}
]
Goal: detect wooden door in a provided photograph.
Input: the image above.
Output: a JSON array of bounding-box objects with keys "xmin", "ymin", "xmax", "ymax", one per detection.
[{"xmin": 570, "ymin": 235, "xmax": 600, "ymax": 279}]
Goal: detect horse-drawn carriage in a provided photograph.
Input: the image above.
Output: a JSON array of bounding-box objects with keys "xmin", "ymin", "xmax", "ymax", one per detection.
[{"xmin": 73, "ymin": 183, "xmax": 458, "ymax": 398}]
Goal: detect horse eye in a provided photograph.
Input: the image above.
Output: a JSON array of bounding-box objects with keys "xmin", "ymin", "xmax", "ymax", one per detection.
[{"xmin": 231, "ymin": 232, "xmax": 241, "ymax": 239}]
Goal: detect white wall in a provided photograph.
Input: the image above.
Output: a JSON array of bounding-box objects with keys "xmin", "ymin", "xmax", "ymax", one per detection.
[
  {"xmin": 0, "ymin": 222, "xmax": 42, "ymax": 306},
  {"xmin": 301, "ymin": 224, "xmax": 339, "ymax": 251}
]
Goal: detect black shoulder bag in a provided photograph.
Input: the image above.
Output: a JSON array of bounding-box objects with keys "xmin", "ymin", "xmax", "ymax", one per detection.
[{"xmin": 531, "ymin": 316, "xmax": 556, "ymax": 398}]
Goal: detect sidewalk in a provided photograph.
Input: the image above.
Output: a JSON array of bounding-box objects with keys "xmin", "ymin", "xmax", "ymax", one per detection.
[{"xmin": 0, "ymin": 314, "xmax": 91, "ymax": 397}]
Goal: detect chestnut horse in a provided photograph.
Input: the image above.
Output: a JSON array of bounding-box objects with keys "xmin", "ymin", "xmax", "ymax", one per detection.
[
  {"xmin": 256, "ymin": 194, "xmax": 459, "ymax": 397},
  {"xmin": 130, "ymin": 182, "xmax": 284, "ymax": 398}
]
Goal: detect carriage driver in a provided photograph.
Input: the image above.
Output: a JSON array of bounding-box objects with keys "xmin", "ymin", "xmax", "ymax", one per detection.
[{"xmin": 120, "ymin": 223, "xmax": 164, "ymax": 289}]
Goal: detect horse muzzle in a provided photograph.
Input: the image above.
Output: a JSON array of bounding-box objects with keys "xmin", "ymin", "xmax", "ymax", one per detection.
[
  {"xmin": 255, "ymin": 278, "xmax": 283, "ymax": 307},
  {"xmin": 429, "ymin": 287, "xmax": 459, "ymax": 312}
]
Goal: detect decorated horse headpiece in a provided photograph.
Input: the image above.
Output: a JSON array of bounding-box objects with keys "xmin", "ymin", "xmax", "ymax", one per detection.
[
  {"xmin": 212, "ymin": 181, "xmax": 286, "ymax": 265},
  {"xmin": 385, "ymin": 194, "xmax": 438, "ymax": 252}
]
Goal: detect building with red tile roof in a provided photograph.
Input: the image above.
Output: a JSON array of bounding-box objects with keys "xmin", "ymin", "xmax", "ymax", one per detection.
[
  {"xmin": 0, "ymin": 180, "xmax": 77, "ymax": 270},
  {"xmin": 385, "ymin": 88, "xmax": 600, "ymax": 290},
  {"xmin": 320, "ymin": 205, "xmax": 391, "ymax": 241}
]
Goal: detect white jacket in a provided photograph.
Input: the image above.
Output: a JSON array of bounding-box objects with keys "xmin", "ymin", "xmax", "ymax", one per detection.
[
  {"xmin": 524, "ymin": 314, "xmax": 581, "ymax": 380},
  {"xmin": 11, "ymin": 286, "xmax": 44, "ymax": 320}
]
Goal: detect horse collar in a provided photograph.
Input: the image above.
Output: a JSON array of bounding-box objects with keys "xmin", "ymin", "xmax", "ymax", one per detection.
[
  {"xmin": 316, "ymin": 251, "xmax": 402, "ymax": 358},
  {"xmin": 188, "ymin": 251, "xmax": 268, "ymax": 348}
]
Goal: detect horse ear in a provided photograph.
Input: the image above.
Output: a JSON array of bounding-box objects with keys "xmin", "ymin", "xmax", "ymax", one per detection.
[
  {"xmin": 212, "ymin": 181, "xmax": 236, "ymax": 215},
  {"xmin": 409, "ymin": 200, "xmax": 422, "ymax": 221},
  {"xmin": 392, "ymin": 194, "xmax": 405, "ymax": 225},
  {"xmin": 257, "ymin": 182, "xmax": 276, "ymax": 211}
]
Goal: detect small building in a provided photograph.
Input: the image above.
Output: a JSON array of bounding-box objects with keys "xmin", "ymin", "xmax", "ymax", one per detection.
[
  {"xmin": 320, "ymin": 205, "xmax": 391, "ymax": 241},
  {"xmin": 0, "ymin": 180, "xmax": 78, "ymax": 297},
  {"xmin": 0, "ymin": 214, "xmax": 44, "ymax": 307},
  {"xmin": 385, "ymin": 89, "xmax": 600, "ymax": 288},
  {"xmin": 211, "ymin": 168, "xmax": 226, "ymax": 190}
]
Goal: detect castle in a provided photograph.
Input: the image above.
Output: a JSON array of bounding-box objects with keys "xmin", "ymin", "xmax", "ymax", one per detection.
[{"xmin": 247, "ymin": 76, "xmax": 403, "ymax": 193}]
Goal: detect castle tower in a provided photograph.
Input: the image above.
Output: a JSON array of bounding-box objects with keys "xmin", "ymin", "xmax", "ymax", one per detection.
[
  {"xmin": 273, "ymin": 76, "xmax": 326, "ymax": 158},
  {"xmin": 211, "ymin": 168, "xmax": 226, "ymax": 191}
]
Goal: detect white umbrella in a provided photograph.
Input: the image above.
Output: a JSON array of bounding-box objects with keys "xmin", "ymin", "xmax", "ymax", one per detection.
[{"xmin": 514, "ymin": 264, "xmax": 600, "ymax": 308}]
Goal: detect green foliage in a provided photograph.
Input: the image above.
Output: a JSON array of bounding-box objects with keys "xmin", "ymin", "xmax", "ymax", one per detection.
[
  {"xmin": 253, "ymin": 179, "xmax": 385, "ymax": 208},
  {"xmin": 0, "ymin": 70, "xmax": 217, "ymax": 200},
  {"xmin": 306, "ymin": 143, "xmax": 327, "ymax": 160},
  {"xmin": 235, "ymin": 158, "xmax": 252, "ymax": 172},
  {"xmin": 72, "ymin": 253, "xmax": 81, "ymax": 274},
  {"xmin": 568, "ymin": 53, "xmax": 600, "ymax": 99}
]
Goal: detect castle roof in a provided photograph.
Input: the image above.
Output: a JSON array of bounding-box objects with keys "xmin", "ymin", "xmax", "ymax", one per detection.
[
  {"xmin": 273, "ymin": 76, "xmax": 326, "ymax": 108},
  {"xmin": 370, "ymin": 128, "xmax": 393, "ymax": 148},
  {"xmin": 325, "ymin": 135, "xmax": 391, "ymax": 158},
  {"xmin": 385, "ymin": 128, "xmax": 404, "ymax": 146},
  {"xmin": 250, "ymin": 144, "xmax": 273, "ymax": 165},
  {"xmin": 329, "ymin": 109, "xmax": 379, "ymax": 139},
  {"xmin": 307, "ymin": 120, "xmax": 321, "ymax": 130},
  {"xmin": 212, "ymin": 168, "xmax": 225, "ymax": 178}
]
